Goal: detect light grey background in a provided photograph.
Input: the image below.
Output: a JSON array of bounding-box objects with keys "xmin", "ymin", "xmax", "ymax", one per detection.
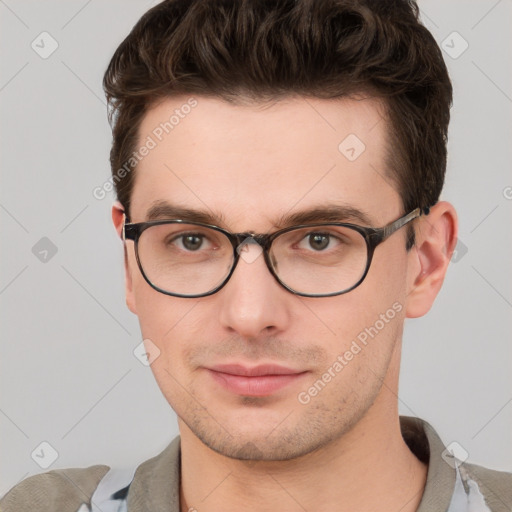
[{"xmin": 1, "ymin": 0, "xmax": 511, "ymax": 496}]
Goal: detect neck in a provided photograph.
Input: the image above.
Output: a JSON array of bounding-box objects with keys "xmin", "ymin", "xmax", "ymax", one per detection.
[{"xmin": 178, "ymin": 397, "xmax": 427, "ymax": 512}]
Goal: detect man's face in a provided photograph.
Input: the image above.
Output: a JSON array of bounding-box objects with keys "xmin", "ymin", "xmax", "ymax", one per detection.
[{"xmin": 123, "ymin": 95, "xmax": 416, "ymax": 460}]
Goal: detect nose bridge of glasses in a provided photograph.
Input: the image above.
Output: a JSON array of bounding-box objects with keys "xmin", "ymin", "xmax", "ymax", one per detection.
[
  {"xmin": 229, "ymin": 232, "xmax": 271, "ymax": 252},
  {"xmin": 221, "ymin": 233, "xmax": 280, "ymax": 284},
  {"xmin": 230, "ymin": 232, "xmax": 268, "ymax": 265}
]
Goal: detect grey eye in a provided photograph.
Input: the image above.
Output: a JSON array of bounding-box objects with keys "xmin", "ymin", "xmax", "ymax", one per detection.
[
  {"xmin": 308, "ymin": 233, "xmax": 330, "ymax": 251},
  {"xmin": 181, "ymin": 234, "xmax": 204, "ymax": 251}
]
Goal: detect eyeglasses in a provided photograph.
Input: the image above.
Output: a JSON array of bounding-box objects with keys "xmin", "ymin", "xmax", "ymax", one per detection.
[{"xmin": 122, "ymin": 207, "xmax": 428, "ymax": 298}]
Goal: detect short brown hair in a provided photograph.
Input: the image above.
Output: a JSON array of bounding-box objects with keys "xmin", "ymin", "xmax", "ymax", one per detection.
[{"xmin": 103, "ymin": 0, "xmax": 452, "ymax": 226}]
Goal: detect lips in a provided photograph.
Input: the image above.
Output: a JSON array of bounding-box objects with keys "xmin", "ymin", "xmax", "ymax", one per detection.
[{"xmin": 206, "ymin": 364, "xmax": 308, "ymax": 396}]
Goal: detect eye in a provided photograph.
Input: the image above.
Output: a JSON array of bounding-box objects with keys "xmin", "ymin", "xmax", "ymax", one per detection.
[
  {"xmin": 170, "ymin": 233, "xmax": 212, "ymax": 251},
  {"xmin": 181, "ymin": 234, "xmax": 204, "ymax": 251},
  {"xmin": 308, "ymin": 233, "xmax": 330, "ymax": 251},
  {"xmin": 298, "ymin": 232, "xmax": 340, "ymax": 251}
]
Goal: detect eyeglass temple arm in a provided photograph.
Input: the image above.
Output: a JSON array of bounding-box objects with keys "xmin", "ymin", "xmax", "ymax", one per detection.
[
  {"xmin": 121, "ymin": 213, "xmax": 127, "ymax": 241},
  {"xmin": 380, "ymin": 206, "xmax": 430, "ymax": 239}
]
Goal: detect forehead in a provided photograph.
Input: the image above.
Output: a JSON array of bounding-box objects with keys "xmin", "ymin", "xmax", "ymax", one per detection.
[{"xmin": 130, "ymin": 95, "xmax": 400, "ymax": 228}]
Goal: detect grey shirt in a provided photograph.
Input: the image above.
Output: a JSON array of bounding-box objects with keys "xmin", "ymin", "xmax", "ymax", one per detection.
[{"xmin": 1, "ymin": 416, "xmax": 511, "ymax": 511}]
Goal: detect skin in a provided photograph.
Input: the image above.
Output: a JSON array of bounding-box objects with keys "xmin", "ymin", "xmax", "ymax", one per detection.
[{"xmin": 112, "ymin": 95, "xmax": 457, "ymax": 512}]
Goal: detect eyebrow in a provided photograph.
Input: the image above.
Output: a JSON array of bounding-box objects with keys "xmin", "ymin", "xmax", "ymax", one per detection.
[
  {"xmin": 276, "ymin": 205, "xmax": 372, "ymax": 227},
  {"xmin": 144, "ymin": 200, "xmax": 373, "ymax": 229},
  {"xmin": 145, "ymin": 201, "xmax": 226, "ymax": 225}
]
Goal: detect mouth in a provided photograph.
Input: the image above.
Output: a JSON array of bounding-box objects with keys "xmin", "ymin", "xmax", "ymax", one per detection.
[{"xmin": 206, "ymin": 363, "xmax": 309, "ymax": 396}]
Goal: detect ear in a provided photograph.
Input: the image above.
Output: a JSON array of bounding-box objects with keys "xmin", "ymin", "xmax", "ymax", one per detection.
[
  {"xmin": 112, "ymin": 201, "xmax": 138, "ymax": 315},
  {"xmin": 405, "ymin": 201, "xmax": 458, "ymax": 318}
]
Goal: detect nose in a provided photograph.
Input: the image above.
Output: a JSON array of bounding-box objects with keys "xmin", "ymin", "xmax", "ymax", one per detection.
[{"xmin": 216, "ymin": 240, "xmax": 291, "ymax": 339}]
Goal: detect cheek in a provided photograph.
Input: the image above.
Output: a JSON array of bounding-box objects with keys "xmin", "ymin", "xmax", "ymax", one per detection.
[
  {"xmin": 126, "ymin": 248, "xmax": 206, "ymax": 392},
  {"xmin": 134, "ymin": 291, "xmax": 196, "ymax": 349},
  {"xmin": 129, "ymin": 265, "xmax": 195, "ymax": 363},
  {"xmin": 127, "ymin": 245, "xmax": 187, "ymax": 340},
  {"xmin": 134, "ymin": 293, "xmax": 202, "ymax": 407},
  {"xmin": 363, "ymin": 241, "xmax": 409, "ymax": 305},
  {"xmin": 308, "ymin": 244, "xmax": 408, "ymax": 361}
]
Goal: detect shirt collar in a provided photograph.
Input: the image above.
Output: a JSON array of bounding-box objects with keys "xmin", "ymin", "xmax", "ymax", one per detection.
[{"xmin": 126, "ymin": 416, "xmax": 456, "ymax": 511}]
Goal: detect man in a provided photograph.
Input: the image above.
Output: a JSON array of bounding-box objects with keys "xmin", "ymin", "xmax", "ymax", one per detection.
[{"xmin": 2, "ymin": 0, "xmax": 510, "ymax": 511}]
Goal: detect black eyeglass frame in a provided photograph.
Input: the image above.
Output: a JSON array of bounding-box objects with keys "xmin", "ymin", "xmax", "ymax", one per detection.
[{"xmin": 122, "ymin": 206, "xmax": 429, "ymax": 299}]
